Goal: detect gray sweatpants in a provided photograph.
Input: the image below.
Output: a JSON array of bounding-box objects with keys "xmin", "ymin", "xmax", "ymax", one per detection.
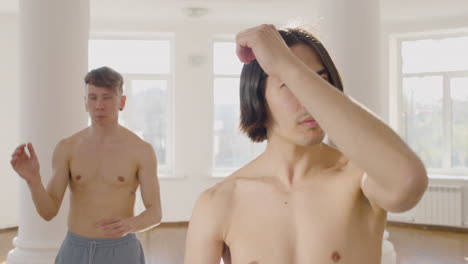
[{"xmin": 55, "ymin": 232, "xmax": 145, "ymax": 264}]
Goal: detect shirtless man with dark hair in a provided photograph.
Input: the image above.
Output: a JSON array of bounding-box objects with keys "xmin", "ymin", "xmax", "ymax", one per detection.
[{"xmin": 184, "ymin": 25, "xmax": 427, "ymax": 264}]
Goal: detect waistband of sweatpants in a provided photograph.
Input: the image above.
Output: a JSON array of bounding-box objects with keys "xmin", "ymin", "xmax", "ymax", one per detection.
[{"xmin": 64, "ymin": 231, "xmax": 139, "ymax": 248}]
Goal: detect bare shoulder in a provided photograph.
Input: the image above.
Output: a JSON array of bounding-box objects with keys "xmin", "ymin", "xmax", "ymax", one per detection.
[
  {"xmin": 120, "ymin": 126, "xmax": 154, "ymax": 151},
  {"xmin": 322, "ymin": 144, "xmax": 362, "ymax": 179},
  {"xmin": 322, "ymin": 144, "xmax": 367, "ymax": 196},
  {"xmin": 53, "ymin": 129, "xmax": 90, "ymax": 155},
  {"xmin": 199, "ymin": 176, "xmax": 236, "ymax": 211},
  {"xmin": 192, "ymin": 176, "xmax": 239, "ymax": 230},
  {"xmin": 61, "ymin": 128, "xmax": 91, "ymax": 145},
  {"xmin": 195, "ymin": 163, "xmax": 264, "ymax": 214},
  {"xmin": 113, "ymin": 126, "xmax": 154, "ymax": 158}
]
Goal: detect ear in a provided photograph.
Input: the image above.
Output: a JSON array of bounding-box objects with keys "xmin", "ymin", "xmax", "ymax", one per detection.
[{"xmin": 119, "ymin": 95, "xmax": 127, "ymax": 111}]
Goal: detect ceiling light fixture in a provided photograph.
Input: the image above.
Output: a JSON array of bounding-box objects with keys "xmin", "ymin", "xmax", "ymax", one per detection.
[{"xmin": 183, "ymin": 7, "xmax": 210, "ymax": 18}]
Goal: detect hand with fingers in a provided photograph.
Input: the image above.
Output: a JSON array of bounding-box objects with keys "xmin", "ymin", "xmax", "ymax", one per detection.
[
  {"xmin": 235, "ymin": 24, "xmax": 297, "ymax": 78},
  {"xmin": 10, "ymin": 143, "xmax": 41, "ymax": 185},
  {"xmin": 96, "ymin": 217, "xmax": 134, "ymax": 239}
]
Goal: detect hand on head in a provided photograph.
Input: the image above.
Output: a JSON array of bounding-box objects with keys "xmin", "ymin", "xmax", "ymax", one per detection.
[{"xmin": 235, "ymin": 24, "xmax": 295, "ymax": 78}]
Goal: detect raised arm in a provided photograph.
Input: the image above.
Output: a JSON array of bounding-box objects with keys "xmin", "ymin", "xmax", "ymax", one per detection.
[
  {"xmin": 10, "ymin": 141, "xmax": 70, "ymax": 221},
  {"xmin": 235, "ymin": 24, "xmax": 428, "ymax": 213}
]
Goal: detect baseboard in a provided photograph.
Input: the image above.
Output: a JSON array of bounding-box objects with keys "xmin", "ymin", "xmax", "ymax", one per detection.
[
  {"xmin": 147, "ymin": 221, "xmax": 189, "ymax": 231},
  {"xmin": 387, "ymin": 221, "xmax": 468, "ymax": 233},
  {"xmin": 387, "ymin": 214, "xmax": 415, "ymax": 223},
  {"xmin": 0, "ymin": 226, "xmax": 18, "ymax": 234}
]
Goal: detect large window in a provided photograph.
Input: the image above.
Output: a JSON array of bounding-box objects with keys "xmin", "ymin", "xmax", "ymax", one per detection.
[
  {"xmin": 212, "ymin": 41, "xmax": 265, "ymax": 176},
  {"xmin": 88, "ymin": 38, "xmax": 173, "ymax": 174},
  {"xmin": 398, "ymin": 35, "xmax": 468, "ymax": 174}
]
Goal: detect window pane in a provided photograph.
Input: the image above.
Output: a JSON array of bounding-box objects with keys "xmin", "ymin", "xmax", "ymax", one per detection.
[
  {"xmin": 451, "ymin": 77, "xmax": 468, "ymax": 168},
  {"xmin": 88, "ymin": 40, "xmax": 170, "ymax": 74},
  {"xmin": 403, "ymin": 76, "xmax": 443, "ymax": 169},
  {"xmin": 123, "ymin": 80, "xmax": 168, "ymax": 166},
  {"xmin": 213, "ymin": 78, "xmax": 265, "ymax": 171},
  {"xmin": 213, "ymin": 42, "xmax": 243, "ymax": 75},
  {"xmin": 402, "ymin": 36, "xmax": 468, "ymax": 74}
]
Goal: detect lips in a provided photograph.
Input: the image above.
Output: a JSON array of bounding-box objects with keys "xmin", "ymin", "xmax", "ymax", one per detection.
[{"xmin": 299, "ymin": 118, "xmax": 319, "ymax": 128}]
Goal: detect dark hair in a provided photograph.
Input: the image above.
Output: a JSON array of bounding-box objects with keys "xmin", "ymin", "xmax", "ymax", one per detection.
[
  {"xmin": 84, "ymin": 66, "xmax": 124, "ymax": 94},
  {"xmin": 239, "ymin": 27, "xmax": 344, "ymax": 142}
]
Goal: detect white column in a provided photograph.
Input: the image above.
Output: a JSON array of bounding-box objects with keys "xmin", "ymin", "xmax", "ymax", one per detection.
[
  {"xmin": 318, "ymin": 0, "xmax": 383, "ymax": 114},
  {"xmin": 317, "ymin": 1, "xmax": 396, "ymax": 264},
  {"xmin": 7, "ymin": 1, "xmax": 89, "ymax": 263}
]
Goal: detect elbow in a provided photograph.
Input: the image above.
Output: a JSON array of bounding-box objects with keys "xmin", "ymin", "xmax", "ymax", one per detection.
[
  {"xmin": 150, "ymin": 206, "xmax": 162, "ymax": 226},
  {"xmin": 154, "ymin": 210, "xmax": 162, "ymax": 225},
  {"xmin": 38, "ymin": 205, "xmax": 59, "ymax": 222},
  {"xmin": 146, "ymin": 215, "xmax": 162, "ymax": 230},
  {"xmin": 43, "ymin": 216, "xmax": 55, "ymax": 222},
  {"xmin": 40, "ymin": 211, "xmax": 57, "ymax": 222},
  {"xmin": 388, "ymin": 162, "xmax": 428, "ymax": 213}
]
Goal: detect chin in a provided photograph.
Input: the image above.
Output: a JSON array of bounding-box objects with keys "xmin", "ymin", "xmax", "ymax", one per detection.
[
  {"xmin": 296, "ymin": 132, "xmax": 325, "ymax": 147},
  {"xmin": 296, "ymin": 138, "xmax": 323, "ymax": 147}
]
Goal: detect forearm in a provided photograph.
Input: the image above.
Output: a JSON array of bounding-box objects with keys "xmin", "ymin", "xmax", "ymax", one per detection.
[
  {"xmin": 281, "ymin": 59, "xmax": 426, "ymax": 185},
  {"xmin": 27, "ymin": 175, "xmax": 61, "ymax": 221},
  {"xmin": 128, "ymin": 205, "xmax": 162, "ymax": 233}
]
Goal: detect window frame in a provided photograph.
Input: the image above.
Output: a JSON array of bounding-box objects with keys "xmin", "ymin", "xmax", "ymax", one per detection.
[
  {"xmin": 89, "ymin": 32, "xmax": 175, "ymax": 177},
  {"xmin": 211, "ymin": 36, "xmax": 266, "ymax": 177},
  {"xmin": 392, "ymin": 30, "xmax": 468, "ymax": 176}
]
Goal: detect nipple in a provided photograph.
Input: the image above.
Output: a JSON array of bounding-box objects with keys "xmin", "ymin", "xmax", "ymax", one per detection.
[{"xmin": 331, "ymin": 251, "xmax": 341, "ymax": 262}]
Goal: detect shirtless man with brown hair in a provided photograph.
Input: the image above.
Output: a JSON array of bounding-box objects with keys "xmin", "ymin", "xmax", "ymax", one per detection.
[
  {"xmin": 184, "ymin": 25, "xmax": 428, "ymax": 264},
  {"xmin": 10, "ymin": 66, "xmax": 162, "ymax": 264}
]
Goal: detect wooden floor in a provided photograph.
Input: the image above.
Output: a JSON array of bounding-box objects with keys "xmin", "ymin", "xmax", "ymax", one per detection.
[
  {"xmin": 387, "ymin": 224, "xmax": 468, "ymax": 264},
  {"xmin": 1, "ymin": 224, "xmax": 467, "ymax": 264},
  {"xmin": 0, "ymin": 228, "xmax": 16, "ymax": 264}
]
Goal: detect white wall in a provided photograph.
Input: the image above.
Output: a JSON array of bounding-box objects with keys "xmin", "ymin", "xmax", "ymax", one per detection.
[{"xmin": 0, "ymin": 14, "xmax": 19, "ymax": 229}]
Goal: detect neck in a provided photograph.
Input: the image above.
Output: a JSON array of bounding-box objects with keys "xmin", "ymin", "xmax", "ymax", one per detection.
[
  {"xmin": 88, "ymin": 122, "xmax": 121, "ymax": 143},
  {"xmin": 262, "ymin": 135, "xmax": 327, "ymax": 187}
]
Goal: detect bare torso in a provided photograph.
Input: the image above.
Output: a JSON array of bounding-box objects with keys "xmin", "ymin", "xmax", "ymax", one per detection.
[
  {"xmin": 213, "ymin": 146, "xmax": 387, "ymax": 264},
  {"xmin": 64, "ymin": 127, "xmax": 145, "ymax": 238}
]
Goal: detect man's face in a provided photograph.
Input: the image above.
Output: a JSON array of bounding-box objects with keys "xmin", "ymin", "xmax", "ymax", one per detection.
[
  {"xmin": 85, "ymin": 84, "xmax": 126, "ymax": 125},
  {"xmin": 264, "ymin": 44, "xmax": 329, "ymax": 146}
]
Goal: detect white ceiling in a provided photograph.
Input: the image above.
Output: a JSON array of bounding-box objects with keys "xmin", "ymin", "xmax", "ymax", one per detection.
[
  {"xmin": 1, "ymin": 0, "xmax": 467, "ymax": 23},
  {"xmin": 381, "ymin": 0, "xmax": 468, "ymax": 22}
]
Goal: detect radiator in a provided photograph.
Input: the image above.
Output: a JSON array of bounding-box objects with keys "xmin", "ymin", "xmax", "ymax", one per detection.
[{"xmin": 388, "ymin": 184, "xmax": 463, "ymax": 227}]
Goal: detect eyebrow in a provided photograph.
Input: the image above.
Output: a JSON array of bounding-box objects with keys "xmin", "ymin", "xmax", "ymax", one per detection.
[{"xmin": 88, "ymin": 92, "xmax": 113, "ymax": 96}]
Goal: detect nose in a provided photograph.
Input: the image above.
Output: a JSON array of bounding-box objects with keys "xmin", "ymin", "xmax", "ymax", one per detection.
[
  {"xmin": 297, "ymin": 103, "xmax": 306, "ymax": 112},
  {"xmin": 95, "ymin": 98, "xmax": 104, "ymax": 110},
  {"xmin": 290, "ymin": 92, "xmax": 306, "ymax": 113},
  {"xmin": 292, "ymin": 97, "xmax": 306, "ymax": 113}
]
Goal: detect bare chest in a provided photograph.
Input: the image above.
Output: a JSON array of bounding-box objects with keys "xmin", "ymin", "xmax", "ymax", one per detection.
[
  {"xmin": 69, "ymin": 144, "xmax": 139, "ymax": 188},
  {"xmin": 225, "ymin": 179, "xmax": 382, "ymax": 264}
]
